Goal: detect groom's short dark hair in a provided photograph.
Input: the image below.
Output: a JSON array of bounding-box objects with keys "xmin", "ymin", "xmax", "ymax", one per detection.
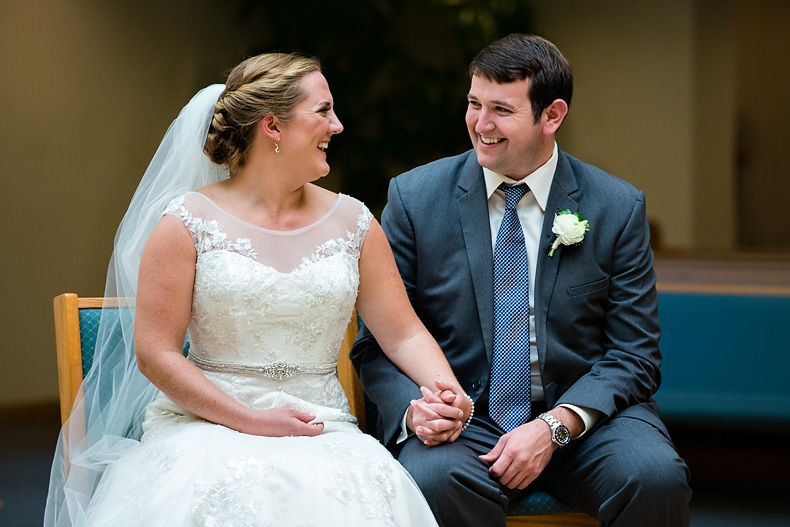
[{"xmin": 469, "ymin": 34, "xmax": 573, "ymax": 123}]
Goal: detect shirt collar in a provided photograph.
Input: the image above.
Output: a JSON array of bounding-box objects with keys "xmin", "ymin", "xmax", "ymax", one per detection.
[{"xmin": 483, "ymin": 142, "xmax": 558, "ymax": 212}]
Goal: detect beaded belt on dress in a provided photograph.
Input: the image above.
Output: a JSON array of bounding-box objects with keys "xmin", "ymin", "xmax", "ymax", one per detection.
[{"xmin": 188, "ymin": 351, "xmax": 336, "ymax": 380}]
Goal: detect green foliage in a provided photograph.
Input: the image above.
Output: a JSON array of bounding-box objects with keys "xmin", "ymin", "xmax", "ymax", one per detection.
[{"xmin": 239, "ymin": 0, "xmax": 533, "ymax": 210}]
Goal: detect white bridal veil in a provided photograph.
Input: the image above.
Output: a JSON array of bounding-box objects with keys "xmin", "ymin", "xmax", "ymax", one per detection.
[{"xmin": 44, "ymin": 84, "xmax": 228, "ymax": 526}]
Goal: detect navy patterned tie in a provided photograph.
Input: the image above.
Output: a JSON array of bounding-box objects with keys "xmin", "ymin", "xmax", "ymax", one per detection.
[{"xmin": 490, "ymin": 183, "xmax": 532, "ymax": 432}]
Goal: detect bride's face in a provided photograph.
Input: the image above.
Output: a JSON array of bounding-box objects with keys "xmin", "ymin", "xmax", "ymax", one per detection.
[{"xmin": 278, "ymin": 71, "xmax": 343, "ymax": 181}]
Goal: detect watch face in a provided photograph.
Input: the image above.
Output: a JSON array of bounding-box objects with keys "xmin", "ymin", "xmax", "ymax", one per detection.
[{"xmin": 555, "ymin": 425, "xmax": 571, "ymax": 445}]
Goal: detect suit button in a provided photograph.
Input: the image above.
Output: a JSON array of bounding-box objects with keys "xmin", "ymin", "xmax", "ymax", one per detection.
[{"xmin": 471, "ymin": 380, "xmax": 481, "ymax": 390}]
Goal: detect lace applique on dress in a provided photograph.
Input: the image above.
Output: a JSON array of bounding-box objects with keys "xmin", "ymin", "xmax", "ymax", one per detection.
[
  {"xmin": 164, "ymin": 195, "xmax": 257, "ymax": 259},
  {"xmin": 108, "ymin": 432, "xmax": 186, "ymax": 516},
  {"xmin": 300, "ymin": 207, "xmax": 373, "ymax": 268},
  {"xmin": 193, "ymin": 456, "xmax": 278, "ymax": 527},
  {"xmin": 322, "ymin": 438, "xmax": 398, "ymax": 527}
]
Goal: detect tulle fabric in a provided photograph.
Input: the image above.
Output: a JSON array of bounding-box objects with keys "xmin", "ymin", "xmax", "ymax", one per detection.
[{"xmin": 44, "ymin": 84, "xmax": 228, "ymax": 527}]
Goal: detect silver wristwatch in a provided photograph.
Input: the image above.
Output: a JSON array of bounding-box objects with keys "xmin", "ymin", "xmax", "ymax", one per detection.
[{"xmin": 537, "ymin": 413, "xmax": 571, "ymax": 448}]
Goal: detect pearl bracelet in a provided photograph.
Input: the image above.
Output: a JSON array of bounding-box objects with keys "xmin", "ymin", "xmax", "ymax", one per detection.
[{"xmin": 461, "ymin": 394, "xmax": 475, "ymax": 431}]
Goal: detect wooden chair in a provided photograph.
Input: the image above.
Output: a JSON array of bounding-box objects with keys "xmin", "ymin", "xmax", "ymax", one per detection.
[
  {"xmin": 55, "ymin": 294, "xmax": 596, "ymax": 526},
  {"xmin": 54, "ymin": 294, "xmax": 118, "ymax": 425}
]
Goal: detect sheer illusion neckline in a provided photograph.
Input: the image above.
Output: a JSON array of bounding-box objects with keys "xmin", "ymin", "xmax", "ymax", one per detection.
[{"xmin": 192, "ymin": 191, "xmax": 344, "ymax": 235}]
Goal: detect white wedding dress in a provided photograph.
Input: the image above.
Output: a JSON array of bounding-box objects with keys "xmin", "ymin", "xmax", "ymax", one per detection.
[{"xmin": 84, "ymin": 191, "xmax": 438, "ymax": 527}]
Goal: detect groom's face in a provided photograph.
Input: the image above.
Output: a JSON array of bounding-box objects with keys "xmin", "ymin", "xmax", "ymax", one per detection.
[{"xmin": 465, "ymin": 75, "xmax": 552, "ymax": 181}]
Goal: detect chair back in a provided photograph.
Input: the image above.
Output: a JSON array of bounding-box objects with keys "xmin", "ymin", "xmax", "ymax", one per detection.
[
  {"xmin": 53, "ymin": 293, "xmax": 366, "ymax": 432},
  {"xmin": 53, "ymin": 294, "xmax": 106, "ymax": 424}
]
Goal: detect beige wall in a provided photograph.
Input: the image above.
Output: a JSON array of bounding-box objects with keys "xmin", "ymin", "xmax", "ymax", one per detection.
[
  {"xmin": 693, "ymin": 0, "xmax": 737, "ymax": 249},
  {"xmin": 0, "ymin": 0, "xmax": 253, "ymax": 406},
  {"xmin": 735, "ymin": 0, "xmax": 790, "ymax": 247},
  {"xmin": 527, "ymin": 0, "xmax": 737, "ymax": 250}
]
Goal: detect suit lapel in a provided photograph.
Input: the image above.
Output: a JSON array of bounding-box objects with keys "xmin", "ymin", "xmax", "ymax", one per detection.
[
  {"xmin": 457, "ymin": 156, "xmax": 495, "ymax": 362},
  {"xmin": 535, "ymin": 151, "xmax": 580, "ymax": 362}
]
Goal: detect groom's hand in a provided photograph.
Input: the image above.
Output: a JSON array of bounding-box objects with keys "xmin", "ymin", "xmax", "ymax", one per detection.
[
  {"xmin": 407, "ymin": 386, "xmax": 463, "ymax": 446},
  {"xmin": 479, "ymin": 408, "xmax": 582, "ymax": 489},
  {"xmin": 478, "ymin": 421, "xmax": 555, "ymax": 490}
]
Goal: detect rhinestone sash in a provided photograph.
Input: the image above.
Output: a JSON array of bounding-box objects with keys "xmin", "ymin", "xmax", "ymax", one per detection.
[{"xmin": 188, "ymin": 351, "xmax": 336, "ymax": 380}]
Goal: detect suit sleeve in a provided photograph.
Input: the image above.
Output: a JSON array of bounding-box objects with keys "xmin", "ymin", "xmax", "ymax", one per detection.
[
  {"xmin": 556, "ymin": 192, "xmax": 662, "ymax": 417},
  {"xmin": 349, "ymin": 177, "xmax": 423, "ymax": 448}
]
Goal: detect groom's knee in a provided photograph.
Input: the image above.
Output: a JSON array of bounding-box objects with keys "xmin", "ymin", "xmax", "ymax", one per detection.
[
  {"xmin": 398, "ymin": 439, "xmax": 462, "ymax": 499},
  {"xmin": 587, "ymin": 425, "xmax": 691, "ymax": 525},
  {"xmin": 619, "ymin": 451, "xmax": 691, "ymax": 520},
  {"xmin": 397, "ymin": 437, "xmax": 508, "ymax": 525}
]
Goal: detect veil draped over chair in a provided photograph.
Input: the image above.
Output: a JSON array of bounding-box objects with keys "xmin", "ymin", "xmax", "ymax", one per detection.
[{"xmin": 45, "ymin": 84, "xmax": 228, "ymax": 526}]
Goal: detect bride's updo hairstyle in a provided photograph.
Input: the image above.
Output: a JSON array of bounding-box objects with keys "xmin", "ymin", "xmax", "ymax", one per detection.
[{"xmin": 204, "ymin": 53, "xmax": 322, "ymax": 174}]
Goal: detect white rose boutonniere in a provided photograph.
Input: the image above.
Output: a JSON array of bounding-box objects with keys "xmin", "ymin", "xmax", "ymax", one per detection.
[{"xmin": 548, "ymin": 209, "xmax": 590, "ymax": 257}]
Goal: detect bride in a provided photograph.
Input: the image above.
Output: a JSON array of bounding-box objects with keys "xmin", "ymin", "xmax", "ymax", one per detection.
[{"xmin": 44, "ymin": 52, "xmax": 472, "ymax": 526}]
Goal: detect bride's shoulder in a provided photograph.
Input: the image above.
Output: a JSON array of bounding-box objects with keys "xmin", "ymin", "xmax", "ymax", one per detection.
[
  {"xmin": 307, "ymin": 184, "xmax": 357, "ymax": 217},
  {"xmin": 163, "ymin": 191, "xmax": 210, "ymax": 216},
  {"xmin": 326, "ymin": 192, "xmax": 370, "ymax": 220},
  {"xmin": 306, "ymin": 184, "xmax": 365, "ymax": 213},
  {"xmin": 331, "ymin": 193, "xmax": 374, "ymax": 234},
  {"xmin": 308, "ymin": 183, "xmax": 339, "ymax": 205},
  {"xmin": 193, "ymin": 180, "xmax": 225, "ymax": 201}
]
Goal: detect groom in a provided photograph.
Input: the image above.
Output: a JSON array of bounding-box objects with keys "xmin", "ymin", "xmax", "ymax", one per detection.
[{"xmin": 351, "ymin": 34, "xmax": 691, "ymax": 526}]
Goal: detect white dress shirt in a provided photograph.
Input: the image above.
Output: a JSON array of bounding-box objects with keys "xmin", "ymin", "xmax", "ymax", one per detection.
[{"xmin": 398, "ymin": 144, "xmax": 598, "ymax": 443}]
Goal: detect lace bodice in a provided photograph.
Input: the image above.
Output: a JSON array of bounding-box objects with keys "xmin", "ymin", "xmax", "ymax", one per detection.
[
  {"xmin": 160, "ymin": 191, "xmax": 372, "ymax": 412},
  {"xmin": 82, "ymin": 193, "xmax": 439, "ymax": 527}
]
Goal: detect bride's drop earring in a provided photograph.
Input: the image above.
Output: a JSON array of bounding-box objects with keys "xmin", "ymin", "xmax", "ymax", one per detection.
[{"xmin": 275, "ymin": 142, "xmax": 280, "ymax": 154}]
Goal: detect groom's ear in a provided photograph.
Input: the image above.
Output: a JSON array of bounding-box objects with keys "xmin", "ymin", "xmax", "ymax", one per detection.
[
  {"xmin": 541, "ymin": 99, "xmax": 569, "ymax": 135},
  {"xmin": 260, "ymin": 115, "xmax": 281, "ymax": 141}
]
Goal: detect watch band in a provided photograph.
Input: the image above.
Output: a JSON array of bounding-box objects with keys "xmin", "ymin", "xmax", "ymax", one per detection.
[{"xmin": 537, "ymin": 412, "xmax": 571, "ymax": 448}]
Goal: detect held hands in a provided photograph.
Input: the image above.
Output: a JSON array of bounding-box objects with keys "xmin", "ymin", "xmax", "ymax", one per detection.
[{"xmin": 407, "ymin": 379, "xmax": 472, "ymax": 447}]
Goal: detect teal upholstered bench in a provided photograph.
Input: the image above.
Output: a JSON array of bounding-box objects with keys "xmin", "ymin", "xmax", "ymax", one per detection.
[{"xmin": 655, "ymin": 291, "xmax": 790, "ymax": 424}]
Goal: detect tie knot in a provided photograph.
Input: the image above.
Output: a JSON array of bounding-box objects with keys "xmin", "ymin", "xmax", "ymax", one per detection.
[{"xmin": 499, "ymin": 183, "xmax": 530, "ymax": 210}]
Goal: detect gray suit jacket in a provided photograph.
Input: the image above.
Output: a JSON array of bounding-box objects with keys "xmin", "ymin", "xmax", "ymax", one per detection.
[{"xmin": 351, "ymin": 149, "xmax": 665, "ymax": 448}]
